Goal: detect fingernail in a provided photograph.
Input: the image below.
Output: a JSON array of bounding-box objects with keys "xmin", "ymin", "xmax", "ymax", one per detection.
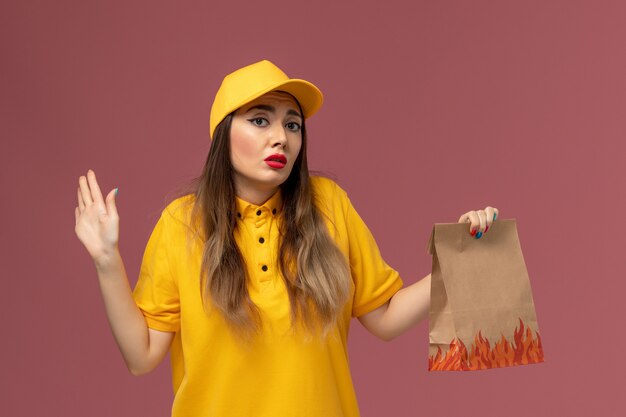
[
  {"xmin": 476, "ymin": 231, "xmax": 483, "ymax": 239},
  {"xmin": 115, "ymin": 188, "xmax": 119, "ymax": 196},
  {"xmin": 470, "ymin": 229, "xmax": 477, "ymax": 236},
  {"xmin": 485, "ymin": 225, "xmax": 489, "ymax": 233},
  {"xmin": 493, "ymin": 213, "xmax": 497, "ymax": 221}
]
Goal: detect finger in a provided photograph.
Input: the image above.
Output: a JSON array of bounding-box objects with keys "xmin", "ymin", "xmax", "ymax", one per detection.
[
  {"xmin": 75, "ymin": 206, "xmax": 79, "ymax": 225},
  {"xmin": 79, "ymin": 175, "xmax": 93, "ymax": 206},
  {"xmin": 484, "ymin": 206, "xmax": 495, "ymax": 232},
  {"xmin": 476, "ymin": 211, "xmax": 486, "ymax": 233},
  {"xmin": 87, "ymin": 170, "xmax": 105, "ymax": 207},
  {"xmin": 105, "ymin": 188, "xmax": 119, "ymax": 219},
  {"xmin": 461, "ymin": 211, "xmax": 480, "ymax": 236},
  {"xmin": 470, "ymin": 211, "xmax": 486, "ymax": 239},
  {"xmin": 77, "ymin": 187, "xmax": 85, "ymax": 211}
]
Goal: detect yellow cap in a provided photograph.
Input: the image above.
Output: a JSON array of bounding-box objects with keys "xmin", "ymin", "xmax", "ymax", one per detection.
[{"xmin": 209, "ymin": 60, "xmax": 324, "ymax": 139}]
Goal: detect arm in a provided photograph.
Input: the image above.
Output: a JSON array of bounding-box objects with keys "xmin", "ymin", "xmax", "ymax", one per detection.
[
  {"xmin": 358, "ymin": 273, "xmax": 430, "ymax": 342},
  {"xmin": 95, "ymin": 251, "xmax": 174, "ymax": 376},
  {"xmin": 357, "ymin": 206, "xmax": 500, "ymax": 341},
  {"xmin": 75, "ymin": 170, "xmax": 173, "ymax": 376}
]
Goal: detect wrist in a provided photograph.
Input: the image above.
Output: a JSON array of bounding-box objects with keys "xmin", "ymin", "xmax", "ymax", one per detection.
[{"xmin": 93, "ymin": 246, "xmax": 122, "ymax": 273}]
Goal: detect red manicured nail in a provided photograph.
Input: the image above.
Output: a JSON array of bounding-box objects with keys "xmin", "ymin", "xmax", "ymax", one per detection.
[
  {"xmin": 485, "ymin": 225, "xmax": 489, "ymax": 233},
  {"xmin": 470, "ymin": 229, "xmax": 477, "ymax": 236}
]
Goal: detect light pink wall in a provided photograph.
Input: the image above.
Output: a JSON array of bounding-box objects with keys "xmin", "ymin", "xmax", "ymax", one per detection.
[{"xmin": 2, "ymin": 1, "xmax": 624, "ymax": 416}]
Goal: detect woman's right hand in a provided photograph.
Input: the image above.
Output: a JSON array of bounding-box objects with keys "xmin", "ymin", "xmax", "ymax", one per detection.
[{"xmin": 75, "ymin": 169, "xmax": 120, "ymax": 266}]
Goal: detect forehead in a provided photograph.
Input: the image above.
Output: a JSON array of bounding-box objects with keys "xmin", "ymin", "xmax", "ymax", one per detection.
[{"xmin": 238, "ymin": 91, "xmax": 300, "ymax": 113}]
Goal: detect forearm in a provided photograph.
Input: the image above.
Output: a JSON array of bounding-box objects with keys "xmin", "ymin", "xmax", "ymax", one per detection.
[
  {"xmin": 381, "ymin": 274, "xmax": 431, "ymax": 341},
  {"xmin": 95, "ymin": 250, "xmax": 151, "ymax": 375}
]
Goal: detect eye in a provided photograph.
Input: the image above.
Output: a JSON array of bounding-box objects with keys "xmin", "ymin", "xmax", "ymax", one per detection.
[
  {"xmin": 248, "ymin": 117, "xmax": 269, "ymax": 127},
  {"xmin": 285, "ymin": 121, "xmax": 301, "ymax": 132}
]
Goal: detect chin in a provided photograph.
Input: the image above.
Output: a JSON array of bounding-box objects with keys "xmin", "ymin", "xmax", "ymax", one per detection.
[
  {"xmin": 252, "ymin": 174, "xmax": 289, "ymax": 190},
  {"xmin": 235, "ymin": 165, "xmax": 295, "ymax": 193}
]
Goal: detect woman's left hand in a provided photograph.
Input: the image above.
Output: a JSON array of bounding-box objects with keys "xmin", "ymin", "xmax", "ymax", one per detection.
[{"xmin": 458, "ymin": 206, "xmax": 499, "ymax": 239}]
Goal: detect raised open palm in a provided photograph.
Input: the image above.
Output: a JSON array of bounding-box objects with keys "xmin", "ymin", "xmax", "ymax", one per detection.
[{"xmin": 74, "ymin": 169, "xmax": 119, "ymax": 263}]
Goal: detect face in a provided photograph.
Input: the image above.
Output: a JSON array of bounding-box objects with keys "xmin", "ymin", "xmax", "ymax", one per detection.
[{"xmin": 229, "ymin": 91, "xmax": 303, "ymax": 201}]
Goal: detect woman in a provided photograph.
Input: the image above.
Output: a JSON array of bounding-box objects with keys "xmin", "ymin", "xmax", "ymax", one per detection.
[{"xmin": 75, "ymin": 60, "xmax": 499, "ymax": 417}]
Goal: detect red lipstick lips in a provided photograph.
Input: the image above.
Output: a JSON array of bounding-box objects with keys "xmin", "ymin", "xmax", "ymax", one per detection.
[{"xmin": 264, "ymin": 154, "xmax": 287, "ymax": 169}]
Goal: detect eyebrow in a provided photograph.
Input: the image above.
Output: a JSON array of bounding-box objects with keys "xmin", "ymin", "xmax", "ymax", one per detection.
[{"xmin": 245, "ymin": 104, "xmax": 302, "ymax": 119}]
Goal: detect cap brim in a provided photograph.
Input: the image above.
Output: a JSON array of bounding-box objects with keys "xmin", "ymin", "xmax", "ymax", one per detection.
[
  {"xmin": 225, "ymin": 78, "xmax": 323, "ymax": 121},
  {"xmin": 269, "ymin": 79, "xmax": 324, "ymax": 119}
]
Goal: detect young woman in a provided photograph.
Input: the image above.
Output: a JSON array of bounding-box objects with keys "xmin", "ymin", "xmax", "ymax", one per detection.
[{"xmin": 74, "ymin": 60, "xmax": 499, "ymax": 417}]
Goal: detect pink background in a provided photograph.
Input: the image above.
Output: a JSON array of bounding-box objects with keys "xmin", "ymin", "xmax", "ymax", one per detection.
[{"xmin": 2, "ymin": 0, "xmax": 624, "ymax": 416}]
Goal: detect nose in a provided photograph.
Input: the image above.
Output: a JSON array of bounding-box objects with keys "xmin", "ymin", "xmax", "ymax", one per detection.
[{"xmin": 270, "ymin": 124, "xmax": 287, "ymax": 148}]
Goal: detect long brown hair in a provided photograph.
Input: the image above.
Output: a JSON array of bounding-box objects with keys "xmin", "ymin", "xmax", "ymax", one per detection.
[{"xmin": 176, "ymin": 110, "xmax": 351, "ymax": 345}]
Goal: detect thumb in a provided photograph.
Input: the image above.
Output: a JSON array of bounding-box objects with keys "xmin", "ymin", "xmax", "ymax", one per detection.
[{"xmin": 105, "ymin": 188, "xmax": 119, "ymax": 217}]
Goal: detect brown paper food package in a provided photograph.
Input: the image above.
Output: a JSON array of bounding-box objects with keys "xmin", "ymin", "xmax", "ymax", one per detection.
[{"xmin": 427, "ymin": 219, "xmax": 544, "ymax": 371}]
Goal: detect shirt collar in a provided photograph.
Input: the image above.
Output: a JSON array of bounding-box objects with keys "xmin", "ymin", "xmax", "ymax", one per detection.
[{"xmin": 235, "ymin": 189, "xmax": 283, "ymax": 220}]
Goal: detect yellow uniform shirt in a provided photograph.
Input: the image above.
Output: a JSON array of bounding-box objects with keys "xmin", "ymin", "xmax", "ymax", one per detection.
[{"xmin": 132, "ymin": 176, "xmax": 403, "ymax": 417}]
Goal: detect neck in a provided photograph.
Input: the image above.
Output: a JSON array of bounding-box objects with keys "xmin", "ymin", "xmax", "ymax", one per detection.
[{"xmin": 235, "ymin": 183, "xmax": 278, "ymax": 206}]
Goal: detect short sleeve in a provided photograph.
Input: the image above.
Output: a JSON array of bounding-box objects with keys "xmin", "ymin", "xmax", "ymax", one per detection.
[
  {"xmin": 343, "ymin": 191, "xmax": 404, "ymax": 318},
  {"xmin": 132, "ymin": 211, "xmax": 181, "ymax": 332}
]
